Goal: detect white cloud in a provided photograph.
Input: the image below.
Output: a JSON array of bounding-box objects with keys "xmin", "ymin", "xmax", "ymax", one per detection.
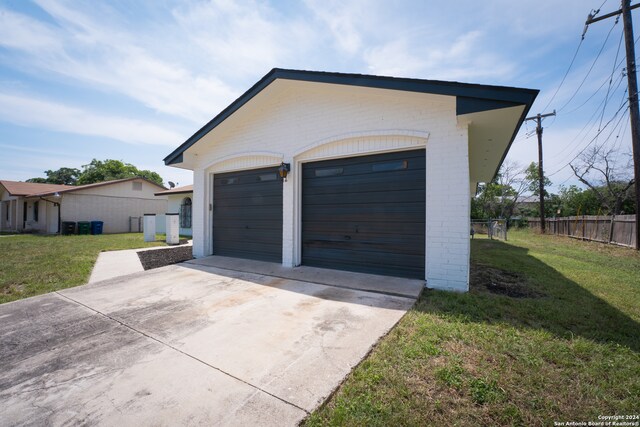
[
  {"xmin": 0, "ymin": 92, "xmax": 186, "ymax": 146},
  {"xmin": 0, "ymin": 1, "xmax": 239, "ymax": 124},
  {"xmin": 171, "ymin": 0, "xmax": 308, "ymax": 77},
  {"xmin": 364, "ymin": 31, "xmax": 516, "ymax": 81},
  {"xmin": 0, "ymin": 8, "xmax": 62, "ymax": 52},
  {"xmin": 303, "ymin": 0, "xmax": 365, "ymax": 54}
]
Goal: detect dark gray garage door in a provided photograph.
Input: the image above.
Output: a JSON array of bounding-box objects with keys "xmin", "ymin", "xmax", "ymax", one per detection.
[
  {"xmin": 302, "ymin": 149, "xmax": 425, "ymax": 279},
  {"xmin": 213, "ymin": 167, "xmax": 282, "ymax": 262}
]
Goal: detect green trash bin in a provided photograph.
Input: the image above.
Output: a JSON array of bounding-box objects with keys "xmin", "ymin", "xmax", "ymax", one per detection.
[
  {"xmin": 61, "ymin": 221, "xmax": 76, "ymax": 235},
  {"xmin": 77, "ymin": 221, "xmax": 91, "ymax": 235}
]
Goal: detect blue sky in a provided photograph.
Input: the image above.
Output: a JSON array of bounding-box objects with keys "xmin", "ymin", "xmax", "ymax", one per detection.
[{"xmin": 0, "ymin": 0, "xmax": 636, "ymax": 191}]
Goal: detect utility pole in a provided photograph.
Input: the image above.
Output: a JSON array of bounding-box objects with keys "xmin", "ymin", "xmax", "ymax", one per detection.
[
  {"xmin": 525, "ymin": 111, "xmax": 556, "ymax": 233},
  {"xmin": 585, "ymin": 0, "xmax": 640, "ymax": 249}
]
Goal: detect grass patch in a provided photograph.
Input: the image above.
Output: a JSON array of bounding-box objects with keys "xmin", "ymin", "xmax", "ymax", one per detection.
[
  {"xmin": 0, "ymin": 233, "xmax": 166, "ymax": 304},
  {"xmin": 306, "ymin": 230, "xmax": 640, "ymax": 426}
]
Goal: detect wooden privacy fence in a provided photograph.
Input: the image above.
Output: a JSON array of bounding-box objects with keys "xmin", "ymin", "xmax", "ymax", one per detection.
[{"xmin": 527, "ymin": 215, "xmax": 637, "ymax": 248}]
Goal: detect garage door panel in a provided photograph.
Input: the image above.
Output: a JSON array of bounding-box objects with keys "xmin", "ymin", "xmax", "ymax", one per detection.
[
  {"xmin": 214, "ymin": 206, "xmax": 282, "ymax": 221},
  {"xmin": 302, "ymin": 233, "xmax": 425, "ymax": 255},
  {"xmin": 216, "ymin": 226, "xmax": 282, "ymax": 241},
  {"xmin": 302, "ymin": 149, "xmax": 425, "ymax": 279},
  {"xmin": 307, "ymin": 252, "xmax": 424, "ymax": 278},
  {"xmin": 302, "ymin": 189, "xmax": 425, "ymax": 205},
  {"xmin": 302, "ymin": 203, "xmax": 425, "ymax": 223},
  {"xmin": 302, "ymin": 220, "xmax": 424, "ymax": 236},
  {"xmin": 213, "ymin": 184, "xmax": 282, "ymax": 198},
  {"xmin": 213, "ymin": 167, "xmax": 282, "ymax": 263},
  {"xmin": 214, "ymin": 240, "xmax": 282, "ymax": 256},
  {"xmin": 303, "ymin": 257, "xmax": 424, "ymax": 278},
  {"xmin": 302, "ymin": 150, "xmax": 424, "ymax": 178},
  {"xmin": 214, "ymin": 196, "xmax": 283, "ymax": 208},
  {"xmin": 303, "ymin": 249, "xmax": 425, "ymax": 269},
  {"xmin": 302, "ymin": 169, "xmax": 425, "ymax": 190},
  {"xmin": 212, "ymin": 248, "xmax": 280, "ymax": 262}
]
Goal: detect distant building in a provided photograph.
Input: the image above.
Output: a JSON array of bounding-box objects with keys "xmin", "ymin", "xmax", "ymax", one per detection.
[
  {"xmin": 154, "ymin": 185, "xmax": 193, "ymax": 237},
  {"xmin": 0, "ymin": 177, "xmax": 167, "ymax": 234}
]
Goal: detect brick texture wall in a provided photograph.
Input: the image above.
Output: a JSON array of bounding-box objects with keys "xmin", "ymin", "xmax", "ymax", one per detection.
[{"xmin": 190, "ymin": 81, "xmax": 470, "ymax": 291}]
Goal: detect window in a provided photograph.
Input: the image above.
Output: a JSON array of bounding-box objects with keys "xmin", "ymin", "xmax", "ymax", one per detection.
[
  {"xmin": 132, "ymin": 181, "xmax": 143, "ymax": 191},
  {"xmin": 258, "ymin": 173, "xmax": 277, "ymax": 182},
  {"xmin": 315, "ymin": 167, "xmax": 344, "ymax": 177},
  {"xmin": 372, "ymin": 160, "xmax": 408, "ymax": 172},
  {"xmin": 5, "ymin": 202, "xmax": 8, "ymax": 222},
  {"xmin": 180, "ymin": 197, "xmax": 192, "ymax": 229},
  {"xmin": 220, "ymin": 177, "xmax": 238, "ymax": 185},
  {"xmin": 33, "ymin": 201, "xmax": 39, "ymax": 222}
]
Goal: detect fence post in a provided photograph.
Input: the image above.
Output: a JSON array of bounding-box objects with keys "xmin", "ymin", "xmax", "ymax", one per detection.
[{"xmin": 608, "ymin": 215, "xmax": 615, "ymax": 244}]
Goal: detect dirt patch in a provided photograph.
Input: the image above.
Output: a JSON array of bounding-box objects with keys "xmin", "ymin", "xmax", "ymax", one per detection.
[
  {"xmin": 137, "ymin": 246, "xmax": 193, "ymax": 270},
  {"xmin": 470, "ymin": 262, "xmax": 544, "ymax": 298}
]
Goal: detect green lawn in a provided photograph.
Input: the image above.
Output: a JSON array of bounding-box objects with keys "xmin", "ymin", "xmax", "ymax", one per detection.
[
  {"xmin": 0, "ymin": 233, "xmax": 166, "ymax": 304},
  {"xmin": 306, "ymin": 230, "xmax": 640, "ymax": 426}
]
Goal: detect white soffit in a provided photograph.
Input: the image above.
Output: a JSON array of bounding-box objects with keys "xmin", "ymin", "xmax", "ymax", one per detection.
[{"xmin": 464, "ymin": 105, "xmax": 526, "ymax": 183}]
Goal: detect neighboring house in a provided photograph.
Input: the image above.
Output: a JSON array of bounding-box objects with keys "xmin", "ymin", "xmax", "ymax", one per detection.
[
  {"xmin": 162, "ymin": 69, "xmax": 537, "ymax": 292},
  {"xmin": 154, "ymin": 185, "xmax": 193, "ymax": 236},
  {"xmin": 514, "ymin": 194, "xmax": 540, "ymax": 217},
  {"xmin": 0, "ymin": 177, "xmax": 167, "ymax": 234}
]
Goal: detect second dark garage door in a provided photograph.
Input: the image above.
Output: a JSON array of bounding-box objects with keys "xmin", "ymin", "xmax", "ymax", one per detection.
[
  {"xmin": 213, "ymin": 167, "xmax": 282, "ymax": 262},
  {"xmin": 302, "ymin": 149, "xmax": 426, "ymax": 279}
]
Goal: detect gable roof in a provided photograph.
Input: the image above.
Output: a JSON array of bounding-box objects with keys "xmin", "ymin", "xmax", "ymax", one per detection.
[
  {"xmin": 163, "ymin": 68, "xmax": 539, "ymax": 166},
  {"xmin": 154, "ymin": 184, "xmax": 193, "ymax": 196},
  {"xmin": 0, "ymin": 180, "xmax": 73, "ymax": 197},
  {"xmin": 1, "ymin": 177, "xmax": 166, "ymax": 198}
]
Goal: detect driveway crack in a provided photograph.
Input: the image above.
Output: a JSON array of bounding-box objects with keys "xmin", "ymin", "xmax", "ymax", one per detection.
[{"xmin": 54, "ymin": 291, "xmax": 309, "ymax": 415}]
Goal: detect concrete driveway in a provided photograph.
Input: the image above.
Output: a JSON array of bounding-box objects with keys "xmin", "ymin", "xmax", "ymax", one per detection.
[{"xmin": 0, "ymin": 258, "xmax": 421, "ymax": 426}]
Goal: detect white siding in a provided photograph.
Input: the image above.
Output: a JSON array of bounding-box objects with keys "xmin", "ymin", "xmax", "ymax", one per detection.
[
  {"xmin": 52, "ymin": 179, "xmax": 168, "ymax": 234},
  {"xmin": 60, "ymin": 194, "xmax": 167, "ymax": 234},
  {"xmin": 71, "ymin": 179, "xmax": 162, "ymax": 198},
  {"xmin": 189, "ymin": 82, "xmax": 471, "ymax": 291}
]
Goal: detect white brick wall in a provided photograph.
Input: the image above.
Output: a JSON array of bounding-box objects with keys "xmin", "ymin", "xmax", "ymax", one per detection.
[
  {"xmin": 425, "ymin": 123, "xmax": 470, "ymax": 292},
  {"xmin": 189, "ymin": 81, "xmax": 471, "ymax": 291}
]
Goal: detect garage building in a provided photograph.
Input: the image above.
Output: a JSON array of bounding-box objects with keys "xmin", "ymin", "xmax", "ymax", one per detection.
[{"xmin": 163, "ymin": 69, "xmax": 537, "ymax": 292}]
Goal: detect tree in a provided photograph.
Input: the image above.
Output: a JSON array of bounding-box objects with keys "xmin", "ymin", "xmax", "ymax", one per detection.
[
  {"xmin": 46, "ymin": 167, "xmax": 80, "ymax": 185},
  {"xmin": 25, "ymin": 177, "xmax": 47, "ymax": 183},
  {"xmin": 525, "ymin": 162, "xmax": 552, "ymax": 197},
  {"xmin": 473, "ymin": 160, "xmax": 534, "ymax": 220},
  {"xmin": 557, "ymin": 185, "xmax": 602, "ymax": 216},
  {"xmin": 27, "ymin": 167, "xmax": 80, "ymax": 185},
  {"xmin": 76, "ymin": 159, "xmax": 164, "ymax": 186},
  {"xmin": 570, "ymin": 146, "xmax": 635, "ymax": 215}
]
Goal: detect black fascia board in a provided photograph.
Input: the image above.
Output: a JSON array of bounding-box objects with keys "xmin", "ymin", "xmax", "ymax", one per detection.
[{"xmin": 164, "ymin": 68, "xmax": 539, "ymax": 165}]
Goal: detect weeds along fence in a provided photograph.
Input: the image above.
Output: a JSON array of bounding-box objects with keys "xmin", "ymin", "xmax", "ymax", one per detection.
[
  {"xmin": 471, "ymin": 219, "xmax": 507, "ymax": 240},
  {"xmin": 527, "ymin": 215, "xmax": 637, "ymax": 248}
]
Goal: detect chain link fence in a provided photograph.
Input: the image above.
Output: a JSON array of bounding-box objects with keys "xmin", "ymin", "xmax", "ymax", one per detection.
[{"xmin": 471, "ymin": 219, "xmax": 508, "ymax": 240}]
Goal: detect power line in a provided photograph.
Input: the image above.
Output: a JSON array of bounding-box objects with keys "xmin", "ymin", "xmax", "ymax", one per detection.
[
  {"xmin": 547, "ymin": 100, "xmax": 630, "ymax": 177},
  {"xmin": 598, "ymin": 28, "xmax": 625, "ymax": 128},
  {"xmin": 557, "ymin": 18, "xmax": 620, "ymax": 113},
  {"xmin": 541, "ymin": 40, "xmax": 584, "ymax": 112},
  {"xmin": 552, "ymin": 74, "xmax": 626, "ymax": 160},
  {"xmin": 555, "ymin": 33, "xmax": 639, "ymax": 117}
]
